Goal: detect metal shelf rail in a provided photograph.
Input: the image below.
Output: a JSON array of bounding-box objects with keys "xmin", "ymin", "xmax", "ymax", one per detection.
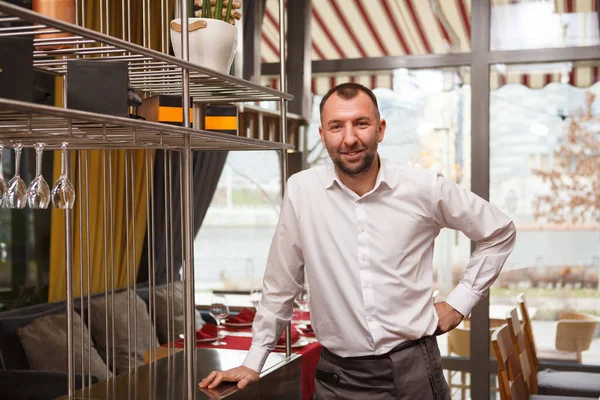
[
  {"xmin": 0, "ymin": 97, "xmax": 294, "ymax": 151},
  {"xmin": 0, "ymin": 0, "xmax": 293, "ymax": 103}
]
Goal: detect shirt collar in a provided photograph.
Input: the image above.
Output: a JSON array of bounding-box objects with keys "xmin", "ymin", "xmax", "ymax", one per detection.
[{"xmin": 322, "ymin": 157, "xmax": 392, "ymax": 192}]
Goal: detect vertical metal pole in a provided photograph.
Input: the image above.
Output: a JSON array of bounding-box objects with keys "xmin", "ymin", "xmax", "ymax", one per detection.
[
  {"xmin": 109, "ymin": 150, "xmax": 116, "ymax": 378},
  {"xmin": 179, "ymin": 0, "xmax": 196, "ymax": 397},
  {"xmin": 145, "ymin": 149, "xmax": 154, "ymax": 365},
  {"xmin": 77, "ymin": 150, "xmax": 85, "ymax": 390},
  {"xmin": 105, "ymin": 0, "xmax": 110, "ymax": 35},
  {"xmin": 142, "ymin": 0, "xmax": 147, "ymax": 48},
  {"xmin": 161, "ymin": 0, "xmax": 166, "ymax": 53},
  {"xmin": 164, "ymin": 151, "xmax": 171, "ymax": 357},
  {"xmin": 85, "ymin": 151, "xmax": 92, "ymax": 390},
  {"xmin": 62, "ymin": 145, "xmax": 74, "ymax": 399},
  {"xmin": 81, "ymin": 0, "xmax": 85, "ymax": 29},
  {"xmin": 147, "ymin": 0, "xmax": 152, "ymax": 50},
  {"xmin": 127, "ymin": 0, "xmax": 131, "ymax": 43},
  {"xmin": 277, "ymin": 0, "xmax": 291, "ymax": 359},
  {"xmin": 121, "ymin": 0, "xmax": 125, "ymax": 39},
  {"xmin": 470, "ymin": 1, "xmax": 491, "ymax": 399},
  {"xmin": 124, "ymin": 150, "xmax": 132, "ymax": 373},
  {"xmin": 99, "ymin": 0, "xmax": 104, "ymax": 35},
  {"xmin": 131, "ymin": 150, "xmax": 138, "ymax": 376},
  {"xmin": 102, "ymin": 148, "xmax": 110, "ymax": 382}
]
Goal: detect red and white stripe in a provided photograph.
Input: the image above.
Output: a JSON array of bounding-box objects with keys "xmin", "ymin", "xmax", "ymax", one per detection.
[{"xmin": 260, "ymin": 0, "xmax": 599, "ymax": 93}]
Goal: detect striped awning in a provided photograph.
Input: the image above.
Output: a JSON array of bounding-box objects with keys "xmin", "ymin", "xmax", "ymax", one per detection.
[{"xmin": 260, "ymin": 0, "xmax": 599, "ymax": 95}]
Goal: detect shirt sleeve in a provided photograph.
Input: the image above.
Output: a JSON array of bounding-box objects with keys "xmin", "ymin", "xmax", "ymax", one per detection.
[
  {"xmin": 242, "ymin": 177, "xmax": 305, "ymax": 372},
  {"xmin": 431, "ymin": 173, "xmax": 516, "ymax": 318}
]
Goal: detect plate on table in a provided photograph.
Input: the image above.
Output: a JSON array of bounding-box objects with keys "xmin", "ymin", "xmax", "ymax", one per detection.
[
  {"xmin": 275, "ymin": 338, "xmax": 309, "ymax": 349},
  {"xmin": 223, "ymin": 321, "xmax": 253, "ymax": 328},
  {"xmin": 178, "ymin": 332, "xmax": 226, "ymax": 343}
]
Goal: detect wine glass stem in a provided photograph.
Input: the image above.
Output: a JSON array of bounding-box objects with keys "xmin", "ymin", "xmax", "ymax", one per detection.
[
  {"xmin": 36, "ymin": 148, "xmax": 43, "ymax": 177},
  {"xmin": 0, "ymin": 146, "xmax": 3, "ymax": 180},
  {"xmin": 14, "ymin": 148, "xmax": 21, "ymax": 177},
  {"xmin": 60, "ymin": 147, "xmax": 67, "ymax": 177}
]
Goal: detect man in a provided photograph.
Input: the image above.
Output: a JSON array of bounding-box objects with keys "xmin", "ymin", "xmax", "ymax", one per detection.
[{"xmin": 199, "ymin": 83, "xmax": 516, "ymax": 399}]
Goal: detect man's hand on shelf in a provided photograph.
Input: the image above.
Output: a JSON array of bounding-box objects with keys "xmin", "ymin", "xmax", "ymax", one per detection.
[{"xmin": 199, "ymin": 366, "xmax": 259, "ymax": 390}]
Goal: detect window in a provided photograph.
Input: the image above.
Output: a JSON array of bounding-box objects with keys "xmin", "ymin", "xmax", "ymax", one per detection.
[
  {"xmin": 194, "ymin": 151, "xmax": 282, "ymax": 305},
  {"xmin": 490, "ymin": 60, "xmax": 600, "ymax": 365},
  {"xmin": 491, "ymin": 0, "xmax": 599, "ymax": 51}
]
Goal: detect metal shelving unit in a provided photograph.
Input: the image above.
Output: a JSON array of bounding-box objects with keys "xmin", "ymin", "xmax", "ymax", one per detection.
[
  {"xmin": 0, "ymin": 1, "xmax": 293, "ymax": 103},
  {"xmin": 0, "ymin": 1, "xmax": 293, "ymax": 399}
]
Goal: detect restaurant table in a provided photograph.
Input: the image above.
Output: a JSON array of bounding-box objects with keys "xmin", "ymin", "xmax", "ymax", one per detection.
[{"xmin": 168, "ymin": 310, "xmax": 320, "ymax": 400}]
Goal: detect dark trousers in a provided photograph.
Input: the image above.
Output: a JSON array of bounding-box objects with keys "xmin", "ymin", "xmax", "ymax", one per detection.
[{"xmin": 314, "ymin": 336, "xmax": 450, "ymax": 400}]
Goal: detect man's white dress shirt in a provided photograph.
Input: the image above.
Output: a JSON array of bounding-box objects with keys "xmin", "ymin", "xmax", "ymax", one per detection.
[{"xmin": 243, "ymin": 158, "xmax": 516, "ymax": 372}]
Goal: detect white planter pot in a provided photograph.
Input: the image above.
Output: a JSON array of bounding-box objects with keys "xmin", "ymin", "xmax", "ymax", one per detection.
[{"xmin": 170, "ymin": 18, "xmax": 237, "ymax": 75}]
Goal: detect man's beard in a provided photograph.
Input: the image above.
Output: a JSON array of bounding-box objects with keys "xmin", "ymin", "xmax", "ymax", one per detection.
[{"xmin": 331, "ymin": 147, "xmax": 377, "ymax": 176}]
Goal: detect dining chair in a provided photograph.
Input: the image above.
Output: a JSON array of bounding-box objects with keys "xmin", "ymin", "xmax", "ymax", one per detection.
[{"xmin": 515, "ymin": 296, "xmax": 600, "ymax": 398}]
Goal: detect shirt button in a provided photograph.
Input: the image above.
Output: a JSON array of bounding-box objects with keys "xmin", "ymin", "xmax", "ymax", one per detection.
[
  {"xmin": 367, "ymin": 315, "xmax": 374, "ymax": 322},
  {"xmin": 360, "ymin": 255, "xmax": 367, "ymax": 261},
  {"xmin": 362, "ymin": 282, "xmax": 370, "ymax": 288},
  {"xmin": 358, "ymin": 227, "xmax": 364, "ymax": 233}
]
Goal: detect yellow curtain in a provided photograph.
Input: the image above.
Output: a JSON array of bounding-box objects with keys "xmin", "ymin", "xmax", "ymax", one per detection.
[
  {"xmin": 49, "ymin": 0, "xmax": 171, "ymax": 301},
  {"xmin": 49, "ymin": 150, "xmax": 149, "ymax": 300}
]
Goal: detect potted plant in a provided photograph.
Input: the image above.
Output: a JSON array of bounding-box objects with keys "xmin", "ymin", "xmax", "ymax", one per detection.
[{"xmin": 170, "ymin": 0, "xmax": 242, "ymax": 74}]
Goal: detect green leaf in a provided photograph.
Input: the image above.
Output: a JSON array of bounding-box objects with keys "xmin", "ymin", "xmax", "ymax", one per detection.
[
  {"xmin": 215, "ymin": 0, "xmax": 224, "ymax": 21},
  {"xmin": 224, "ymin": 0, "xmax": 234, "ymax": 23},
  {"xmin": 202, "ymin": 0, "xmax": 212, "ymax": 18}
]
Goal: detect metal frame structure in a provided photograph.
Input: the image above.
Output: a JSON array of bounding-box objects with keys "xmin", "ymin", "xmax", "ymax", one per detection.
[
  {"xmin": 0, "ymin": 1, "xmax": 294, "ymax": 399},
  {"xmin": 261, "ymin": 0, "xmax": 600, "ymax": 399}
]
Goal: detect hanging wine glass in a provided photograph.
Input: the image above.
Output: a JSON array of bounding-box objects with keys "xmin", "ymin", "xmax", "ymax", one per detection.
[
  {"xmin": 27, "ymin": 143, "xmax": 50, "ymax": 209},
  {"xmin": 51, "ymin": 142, "xmax": 75, "ymax": 209},
  {"xmin": 0, "ymin": 145, "xmax": 6, "ymax": 207},
  {"xmin": 4, "ymin": 144, "xmax": 27, "ymax": 209}
]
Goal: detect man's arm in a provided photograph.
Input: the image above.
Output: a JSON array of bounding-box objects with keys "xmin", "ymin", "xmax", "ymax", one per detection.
[
  {"xmin": 199, "ymin": 177, "xmax": 305, "ymax": 389},
  {"xmin": 431, "ymin": 173, "xmax": 516, "ymax": 322}
]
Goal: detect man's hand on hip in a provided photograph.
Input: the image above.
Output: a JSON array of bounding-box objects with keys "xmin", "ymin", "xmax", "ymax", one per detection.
[
  {"xmin": 434, "ymin": 301, "xmax": 464, "ymax": 335},
  {"xmin": 199, "ymin": 366, "xmax": 259, "ymax": 390}
]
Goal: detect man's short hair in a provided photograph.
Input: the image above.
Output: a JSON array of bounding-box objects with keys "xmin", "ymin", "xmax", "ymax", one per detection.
[{"xmin": 319, "ymin": 82, "xmax": 380, "ymax": 120}]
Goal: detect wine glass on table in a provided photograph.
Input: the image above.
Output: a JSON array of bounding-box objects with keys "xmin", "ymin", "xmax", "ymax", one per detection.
[
  {"xmin": 294, "ymin": 288, "xmax": 310, "ymax": 324},
  {"xmin": 209, "ymin": 294, "xmax": 229, "ymax": 346}
]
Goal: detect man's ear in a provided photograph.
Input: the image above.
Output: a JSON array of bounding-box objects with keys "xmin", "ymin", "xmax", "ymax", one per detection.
[
  {"xmin": 319, "ymin": 125, "xmax": 326, "ymax": 148},
  {"xmin": 377, "ymin": 119, "xmax": 386, "ymax": 143}
]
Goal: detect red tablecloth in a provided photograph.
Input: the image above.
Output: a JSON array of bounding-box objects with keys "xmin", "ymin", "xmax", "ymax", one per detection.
[{"xmin": 167, "ymin": 311, "xmax": 319, "ymax": 400}]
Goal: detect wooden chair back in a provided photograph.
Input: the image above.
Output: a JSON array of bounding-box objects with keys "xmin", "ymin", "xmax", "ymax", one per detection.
[
  {"xmin": 492, "ymin": 324, "xmax": 529, "ymax": 400},
  {"xmin": 506, "ymin": 307, "xmax": 538, "ymax": 394},
  {"xmin": 555, "ymin": 314, "xmax": 599, "ymax": 363},
  {"xmin": 517, "ymin": 294, "xmax": 539, "ymax": 369}
]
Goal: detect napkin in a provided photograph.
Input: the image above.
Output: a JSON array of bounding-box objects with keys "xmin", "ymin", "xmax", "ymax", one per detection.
[
  {"xmin": 226, "ymin": 308, "xmax": 256, "ymax": 324},
  {"xmin": 196, "ymin": 324, "xmax": 218, "ymax": 340},
  {"xmin": 277, "ymin": 329, "xmax": 300, "ymax": 346}
]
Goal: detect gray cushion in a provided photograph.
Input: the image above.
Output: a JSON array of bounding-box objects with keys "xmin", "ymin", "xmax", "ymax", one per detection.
[
  {"xmin": 89, "ymin": 290, "xmax": 158, "ymax": 374},
  {"xmin": 154, "ymin": 281, "xmax": 204, "ymax": 345},
  {"xmin": 0, "ymin": 304, "xmax": 66, "ymax": 370},
  {"xmin": 538, "ymin": 369, "xmax": 600, "ymax": 398},
  {"xmin": 16, "ymin": 312, "xmax": 110, "ymax": 381}
]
